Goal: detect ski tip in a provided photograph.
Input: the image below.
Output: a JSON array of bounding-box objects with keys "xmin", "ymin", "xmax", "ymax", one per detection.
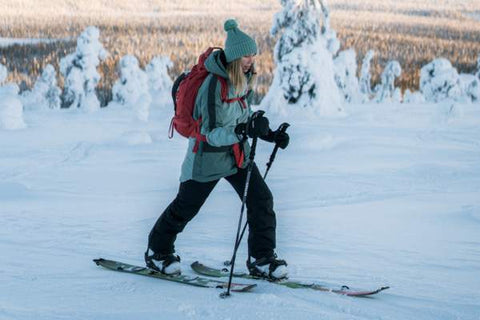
[
  {"xmin": 93, "ymin": 258, "xmax": 105, "ymax": 266},
  {"xmin": 221, "ymin": 283, "xmax": 257, "ymax": 294},
  {"xmin": 346, "ymin": 286, "xmax": 390, "ymax": 297},
  {"xmin": 372, "ymin": 286, "xmax": 390, "ymax": 293},
  {"xmin": 231, "ymin": 283, "xmax": 257, "ymax": 292},
  {"xmin": 191, "ymin": 261, "xmax": 200, "ymax": 268}
]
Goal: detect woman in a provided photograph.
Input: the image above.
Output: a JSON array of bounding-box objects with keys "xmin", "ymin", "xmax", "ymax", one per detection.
[{"xmin": 145, "ymin": 19, "xmax": 290, "ymax": 280}]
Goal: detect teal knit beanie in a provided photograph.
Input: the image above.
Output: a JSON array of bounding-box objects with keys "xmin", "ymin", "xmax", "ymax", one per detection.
[{"xmin": 223, "ymin": 19, "xmax": 257, "ymax": 63}]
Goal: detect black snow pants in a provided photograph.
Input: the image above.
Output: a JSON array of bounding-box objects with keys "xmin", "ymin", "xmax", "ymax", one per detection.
[{"xmin": 148, "ymin": 163, "xmax": 276, "ymax": 259}]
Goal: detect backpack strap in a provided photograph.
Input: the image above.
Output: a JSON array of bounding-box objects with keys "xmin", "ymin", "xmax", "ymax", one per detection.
[
  {"xmin": 206, "ymin": 75, "xmax": 248, "ymax": 131},
  {"xmin": 192, "ymin": 75, "xmax": 219, "ymax": 154},
  {"xmin": 207, "ymin": 75, "xmax": 218, "ymax": 131},
  {"xmin": 197, "ymin": 74, "xmax": 245, "ymax": 167},
  {"xmin": 218, "ymin": 77, "xmax": 248, "ymax": 109}
]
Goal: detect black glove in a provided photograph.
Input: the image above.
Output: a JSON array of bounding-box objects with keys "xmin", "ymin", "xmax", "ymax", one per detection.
[
  {"xmin": 261, "ymin": 129, "xmax": 290, "ymax": 149},
  {"xmin": 235, "ymin": 115, "xmax": 270, "ymax": 139}
]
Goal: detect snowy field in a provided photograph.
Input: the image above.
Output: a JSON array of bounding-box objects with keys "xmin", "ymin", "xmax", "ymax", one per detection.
[{"xmin": 1, "ymin": 102, "xmax": 480, "ymax": 320}]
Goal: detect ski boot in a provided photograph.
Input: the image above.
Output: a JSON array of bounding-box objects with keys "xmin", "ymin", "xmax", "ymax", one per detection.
[
  {"xmin": 247, "ymin": 254, "xmax": 288, "ymax": 280},
  {"xmin": 145, "ymin": 249, "xmax": 181, "ymax": 275}
]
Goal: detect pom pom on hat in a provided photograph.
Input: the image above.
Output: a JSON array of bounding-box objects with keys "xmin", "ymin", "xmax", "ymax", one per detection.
[
  {"xmin": 224, "ymin": 19, "xmax": 238, "ymax": 32},
  {"xmin": 223, "ymin": 19, "xmax": 257, "ymax": 63}
]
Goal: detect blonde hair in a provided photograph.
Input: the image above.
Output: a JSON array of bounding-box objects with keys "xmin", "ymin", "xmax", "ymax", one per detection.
[{"xmin": 226, "ymin": 59, "xmax": 257, "ymax": 95}]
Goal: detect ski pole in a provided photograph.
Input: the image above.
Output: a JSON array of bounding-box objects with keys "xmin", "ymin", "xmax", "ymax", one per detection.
[
  {"xmin": 221, "ymin": 111, "xmax": 264, "ymax": 298},
  {"xmin": 231, "ymin": 122, "xmax": 290, "ymax": 264},
  {"xmin": 264, "ymin": 122, "xmax": 290, "ymax": 180},
  {"xmin": 222, "ymin": 121, "xmax": 290, "ymax": 289}
]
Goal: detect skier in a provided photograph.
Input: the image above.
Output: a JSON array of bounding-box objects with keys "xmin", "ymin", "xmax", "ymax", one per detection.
[{"xmin": 145, "ymin": 19, "xmax": 290, "ymax": 280}]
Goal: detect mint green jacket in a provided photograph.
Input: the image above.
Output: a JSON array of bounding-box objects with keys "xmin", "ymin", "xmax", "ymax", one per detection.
[{"xmin": 180, "ymin": 51, "xmax": 253, "ymax": 182}]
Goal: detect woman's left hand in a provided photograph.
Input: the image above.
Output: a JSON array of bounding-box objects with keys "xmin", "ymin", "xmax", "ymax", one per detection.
[{"xmin": 261, "ymin": 129, "xmax": 290, "ymax": 149}]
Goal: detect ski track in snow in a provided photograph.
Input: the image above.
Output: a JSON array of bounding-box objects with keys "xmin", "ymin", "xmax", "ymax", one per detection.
[{"xmin": 1, "ymin": 104, "xmax": 480, "ymax": 319}]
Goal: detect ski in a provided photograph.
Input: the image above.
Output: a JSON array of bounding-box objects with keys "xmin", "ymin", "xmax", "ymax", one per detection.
[
  {"xmin": 191, "ymin": 261, "xmax": 389, "ymax": 297},
  {"xmin": 93, "ymin": 258, "xmax": 256, "ymax": 292}
]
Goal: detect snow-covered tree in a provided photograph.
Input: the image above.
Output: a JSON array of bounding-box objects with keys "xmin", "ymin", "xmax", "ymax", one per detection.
[
  {"xmin": 22, "ymin": 64, "xmax": 61, "ymax": 111},
  {"xmin": 318, "ymin": 0, "xmax": 340, "ymax": 55},
  {"xmin": 111, "ymin": 55, "xmax": 151, "ymax": 122},
  {"xmin": 60, "ymin": 26, "xmax": 108, "ymax": 111},
  {"xmin": 476, "ymin": 56, "xmax": 480, "ymax": 78},
  {"xmin": 146, "ymin": 56, "xmax": 173, "ymax": 108},
  {"xmin": 375, "ymin": 61, "xmax": 402, "ymax": 103},
  {"xmin": 0, "ymin": 63, "xmax": 7, "ymax": 85},
  {"xmin": 403, "ymin": 89, "xmax": 425, "ymax": 104},
  {"xmin": 459, "ymin": 73, "xmax": 479, "ymax": 102},
  {"xmin": 146, "ymin": 56, "xmax": 172, "ymax": 93},
  {"xmin": 464, "ymin": 56, "xmax": 480, "ymax": 102},
  {"xmin": 261, "ymin": 0, "xmax": 343, "ymax": 115},
  {"xmin": 0, "ymin": 64, "xmax": 25, "ymax": 130},
  {"xmin": 333, "ymin": 49, "xmax": 361, "ymax": 103},
  {"xmin": 359, "ymin": 50, "xmax": 375, "ymax": 100},
  {"xmin": 420, "ymin": 58, "xmax": 461, "ymax": 103}
]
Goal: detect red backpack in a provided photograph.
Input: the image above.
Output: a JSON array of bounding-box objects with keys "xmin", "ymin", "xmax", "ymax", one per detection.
[{"xmin": 169, "ymin": 47, "xmax": 249, "ymax": 165}]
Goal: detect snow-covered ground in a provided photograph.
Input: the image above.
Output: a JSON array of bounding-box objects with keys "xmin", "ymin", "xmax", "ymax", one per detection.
[{"xmin": 1, "ymin": 102, "xmax": 480, "ymax": 320}]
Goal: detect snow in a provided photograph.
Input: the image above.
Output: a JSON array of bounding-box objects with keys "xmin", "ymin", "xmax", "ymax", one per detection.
[
  {"xmin": 403, "ymin": 89, "xmax": 425, "ymax": 104},
  {"xmin": 420, "ymin": 58, "xmax": 462, "ymax": 103},
  {"xmin": 110, "ymin": 55, "xmax": 151, "ymax": 122},
  {"xmin": 60, "ymin": 26, "xmax": 108, "ymax": 111},
  {"xmin": 375, "ymin": 60, "xmax": 402, "ymax": 103},
  {"xmin": 0, "ymin": 37, "xmax": 61, "ymax": 48},
  {"xmin": 0, "ymin": 83, "xmax": 26, "ymax": 130},
  {"xmin": 2, "ymin": 100, "xmax": 480, "ymax": 319},
  {"xmin": 0, "ymin": 64, "xmax": 26, "ymax": 129},
  {"xmin": 334, "ymin": 49, "xmax": 361, "ymax": 103},
  {"xmin": 0, "ymin": 63, "xmax": 7, "ymax": 84},
  {"xmin": 22, "ymin": 64, "xmax": 62, "ymax": 111},
  {"xmin": 359, "ymin": 50, "xmax": 375, "ymax": 99},
  {"xmin": 1, "ymin": 5, "xmax": 480, "ymax": 319},
  {"xmin": 459, "ymin": 73, "xmax": 480, "ymax": 102},
  {"xmin": 146, "ymin": 55, "xmax": 174, "ymax": 109},
  {"xmin": 262, "ymin": 0, "xmax": 343, "ymax": 116}
]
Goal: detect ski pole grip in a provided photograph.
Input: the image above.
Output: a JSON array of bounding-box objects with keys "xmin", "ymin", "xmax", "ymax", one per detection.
[
  {"xmin": 278, "ymin": 122, "xmax": 290, "ymax": 133},
  {"xmin": 263, "ymin": 122, "xmax": 290, "ymax": 180},
  {"xmin": 272, "ymin": 122, "xmax": 290, "ymax": 152},
  {"xmin": 251, "ymin": 110, "xmax": 265, "ymax": 119}
]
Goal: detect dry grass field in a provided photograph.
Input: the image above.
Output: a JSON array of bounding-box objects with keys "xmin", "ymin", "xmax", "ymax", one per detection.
[{"xmin": 1, "ymin": 0, "xmax": 480, "ymax": 104}]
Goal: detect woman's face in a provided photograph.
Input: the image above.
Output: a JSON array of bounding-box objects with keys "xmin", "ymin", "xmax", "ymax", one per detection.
[{"xmin": 240, "ymin": 55, "xmax": 255, "ymax": 73}]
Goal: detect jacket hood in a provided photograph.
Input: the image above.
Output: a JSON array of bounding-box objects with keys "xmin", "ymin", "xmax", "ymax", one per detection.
[{"xmin": 204, "ymin": 50, "xmax": 229, "ymax": 79}]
